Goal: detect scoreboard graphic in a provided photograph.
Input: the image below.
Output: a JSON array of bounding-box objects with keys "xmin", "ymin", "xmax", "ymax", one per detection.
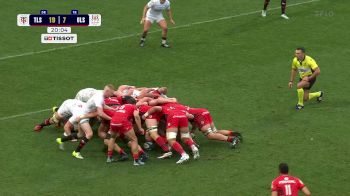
[{"xmin": 17, "ymin": 10, "xmax": 101, "ymax": 44}]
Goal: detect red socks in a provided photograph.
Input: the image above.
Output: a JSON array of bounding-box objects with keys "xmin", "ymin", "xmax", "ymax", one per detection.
[
  {"xmin": 133, "ymin": 153, "xmax": 140, "ymax": 160},
  {"xmin": 183, "ymin": 138, "xmax": 195, "ymax": 148},
  {"xmin": 117, "ymin": 148, "xmax": 125, "ymax": 155},
  {"xmin": 138, "ymin": 149, "xmax": 145, "ymax": 156},
  {"xmin": 171, "ymin": 142, "xmax": 185, "ymax": 155},
  {"xmin": 155, "ymin": 137, "xmax": 170, "ymax": 152},
  {"xmin": 107, "ymin": 150, "xmax": 113, "ymax": 157}
]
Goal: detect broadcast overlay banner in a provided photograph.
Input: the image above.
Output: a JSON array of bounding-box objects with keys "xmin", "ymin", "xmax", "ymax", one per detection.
[{"xmin": 41, "ymin": 34, "xmax": 77, "ymax": 43}]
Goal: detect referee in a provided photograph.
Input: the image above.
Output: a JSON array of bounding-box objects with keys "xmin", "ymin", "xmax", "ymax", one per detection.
[{"xmin": 289, "ymin": 47, "xmax": 323, "ymax": 110}]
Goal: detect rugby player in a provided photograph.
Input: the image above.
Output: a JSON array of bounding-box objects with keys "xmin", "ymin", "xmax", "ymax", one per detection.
[
  {"xmin": 57, "ymin": 84, "xmax": 115, "ymax": 159},
  {"xmin": 262, "ymin": 0, "xmax": 289, "ymax": 19},
  {"xmin": 187, "ymin": 107, "xmax": 241, "ymax": 148},
  {"xmin": 106, "ymin": 97, "xmax": 146, "ymax": 166},
  {"xmin": 143, "ymin": 103, "xmax": 199, "ymax": 164},
  {"xmin": 271, "ymin": 163, "xmax": 311, "ymax": 196},
  {"xmin": 289, "ymin": 47, "xmax": 323, "ymax": 110},
  {"xmin": 140, "ymin": 0, "xmax": 175, "ymax": 48}
]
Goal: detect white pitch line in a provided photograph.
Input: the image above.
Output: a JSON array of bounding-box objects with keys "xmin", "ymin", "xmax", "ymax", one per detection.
[
  {"xmin": 0, "ymin": 109, "xmax": 51, "ymax": 121},
  {"xmin": 0, "ymin": 0, "xmax": 319, "ymax": 121},
  {"xmin": 0, "ymin": 0, "xmax": 319, "ymax": 61}
]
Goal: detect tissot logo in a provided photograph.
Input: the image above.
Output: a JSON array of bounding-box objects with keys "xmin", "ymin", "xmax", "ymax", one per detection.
[{"xmin": 41, "ymin": 34, "xmax": 77, "ymax": 43}]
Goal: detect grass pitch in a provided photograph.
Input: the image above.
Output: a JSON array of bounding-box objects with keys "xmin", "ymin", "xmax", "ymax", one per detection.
[{"xmin": 0, "ymin": 0, "xmax": 349, "ymax": 195}]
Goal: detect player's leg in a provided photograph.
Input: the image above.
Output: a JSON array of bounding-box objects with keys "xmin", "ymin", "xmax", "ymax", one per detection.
[
  {"xmin": 106, "ymin": 132, "xmax": 117, "ymax": 163},
  {"xmin": 140, "ymin": 20, "xmax": 152, "ymax": 47},
  {"xmin": 98, "ymin": 121, "xmax": 126, "ymax": 157},
  {"xmin": 202, "ymin": 124, "xmax": 228, "ymax": 141},
  {"xmin": 306, "ymin": 79, "xmax": 323, "ymax": 102},
  {"xmin": 124, "ymin": 129, "xmax": 144, "ymax": 166},
  {"xmin": 303, "ymin": 89, "xmax": 310, "ymax": 102},
  {"xmin": 34, "ymin": 111, "xmax": 63, "ymax": 132},
  {"xmin": 166, "ymin": 128, "xmax": 189, "ymax": 164},
  {"xmin": 135, "ymin": 142, "xmax": 149, "ymax": 162},
  {"xmin": 296, "ymin": 80, "xmax": 310, "ymax": 109},
  {"xmin": 158, "ymin": 19, "xmax": 170, "ymax": 48},
  {"xmin": 72, "ymin": 121, "xmax": 93, "ymax": 159},
  {"xmin": 281, "ymin": 0, "xmax": 289, "ymax": 19},
  {"xmin": 146, "ymin": 119, "xmax": 171, "ymax": 156},
  {"xmin": 56, "ymin": 121, "xmax": 78, "ymax": 150},
  {"xmin": 178, "ymin": 116, "xmax": 199, "ymax": 159},
  {"xmin": 180, "ymin": 127, "xmax": 200, "ymax": 160},
  {"xmin": 262, "ymin": 0, "xmax": 270, "ymax": 17}
]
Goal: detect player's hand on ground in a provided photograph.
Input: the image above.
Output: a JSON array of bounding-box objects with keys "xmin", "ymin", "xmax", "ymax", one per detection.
[
  {"xmin": 288, "ymin": 81, "xmax": 293, "ymax": 88},
  {"xmin": 170, "ymin": 19, "xmax": 175, "ymax": 25},
  {"xmin": 140, "ymin": 18, "xmax": 145, "ymax": 24}
]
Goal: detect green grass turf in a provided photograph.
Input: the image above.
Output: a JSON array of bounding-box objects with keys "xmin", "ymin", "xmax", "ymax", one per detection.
[{"xmin": 1, "ymin": 0, "xmax": 350, "ymax": 195}]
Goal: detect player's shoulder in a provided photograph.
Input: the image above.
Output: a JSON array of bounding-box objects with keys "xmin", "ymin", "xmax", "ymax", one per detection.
[
  {"xmin": 292, "ymin": 57, "xmax": 298, "ymax": 63},
  {"xmin": 93, "ymin": 90, "xmax": 103, "ymax": 97},
  {"xmin": 67, "ymin": 98, "xmax": 79, "ymax": 103},
  {"xmin": 291, "ymin": 175, "xmax": 303, "ymax": 183},
  {"xmin": 305, "ymin": 55, "xmax": 316, "ymax": 62},
  {"xmin": 272, "ymin": 175, "xmax": 292, "ymax": 183}
]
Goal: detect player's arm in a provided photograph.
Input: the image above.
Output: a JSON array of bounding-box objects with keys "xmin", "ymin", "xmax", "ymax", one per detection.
[
  {"xmin": 142, "ymin": 106, "xmax": 162, "ymax": 119},
  {"xmin": 136, "ymin": 97, "xmax": 152, "ymax": 107},
  {"xmin": 141, "ymin": 4, "xmax": 150, "ymax": 24},
  {"xmin": 149, "ymin": 97, "xmax": 177, "ymax": 106},
  {"xmin": 75, "ymin": 111, "xmax": 98, "ymax": 122},
  {"xmin": 97, "ymin": 107, "xmax": 112, "ymax": 121},
  {"xmin": 166, "ymin": 9, "xmax": 175, "ymax": 24},
  {"xmin": 308, "ymin": 67, "xmax": 320, "ymax": 81},
  {"xmin": 301, "ymin": 186, "xmax": 311, "ymax": 196},
  {"xmin": 271, "ymin": 182, "xmax": 278, "ymax": 196},
  {"xmin": 303, "ymin": 59, "xmax": 320, "ymax": 82},
  {"xmin": 103, "ymin": 104, "xmax": 116, "ymax": 111},
  {"xmin": 133, "ymin": 110, "xmax": 144, "ymax": 135},
  {"xmin": 289, "ymin": 68, "xmax": 297, "ymax": 88}
]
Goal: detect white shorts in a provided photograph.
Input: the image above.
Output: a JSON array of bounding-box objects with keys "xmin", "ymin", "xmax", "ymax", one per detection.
[
  {"xmin": 146, "ymin": 13, "xmax": 165, "ymax": 24},
  {"xmin": 68, "ymin": 108, "xmax": 87, "ymax": 125}
]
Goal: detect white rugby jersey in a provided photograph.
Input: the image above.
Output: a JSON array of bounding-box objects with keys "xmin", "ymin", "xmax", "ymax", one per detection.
[
  {"xmin": 75, "ymin": 88, "xmax": 99, "ymax": 102},
  {"xmin": 84, "ymin": 90, "xmax": 104, "ymax": 113},
  {"xmin": 147, "ymin": 0, "xmax": 170, "ymax": 16},
  {"xmin": 58, "ymin": 99, "xmax": 85, "ymax": 118}
]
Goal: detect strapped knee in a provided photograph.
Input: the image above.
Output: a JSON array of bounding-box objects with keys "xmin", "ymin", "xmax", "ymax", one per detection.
[
  {"xmin": 180, "ymin": 132, "xmax": 191, "ymax": 138},
  {"xmin": 105, "ymin": 132, "xmax": 112, "ymax": 140},
  {"xmin": 50, "ymin": 114, "xmax": 59, "ymax": 124},
  {"xmin": 147, "ymin": 126, "xmax": 158, "ymax": 133},
  {"xmin": 166, "ymin": 132, "xmax": 177, "ymax": 140},
  {"xmin": 203, "ymin": 127, "xmax": 216, "ymax": 136}
]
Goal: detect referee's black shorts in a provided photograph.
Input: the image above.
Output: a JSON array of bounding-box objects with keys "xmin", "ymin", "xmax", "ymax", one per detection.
[{"xmin": 299, "ymin": 77, "xmax": 316, "ymax": 90}]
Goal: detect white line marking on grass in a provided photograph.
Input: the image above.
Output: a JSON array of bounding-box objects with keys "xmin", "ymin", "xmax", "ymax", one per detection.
[
  {"xmin": 0, "ymin": 0, "xmax": 319, "ymax": 121},
  {"xmin": 0, "ymin": 109, "xmax": 50, "ymax": 121},
  {"xmin": 0, "ymin": 0, "xmax": 319, "ymax": 61}
]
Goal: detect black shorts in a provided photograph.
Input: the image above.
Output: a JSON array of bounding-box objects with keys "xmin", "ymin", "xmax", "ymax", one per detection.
[{"xmin": 299, "ymin": 77, "xmax": 316, "ymax": 90}]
